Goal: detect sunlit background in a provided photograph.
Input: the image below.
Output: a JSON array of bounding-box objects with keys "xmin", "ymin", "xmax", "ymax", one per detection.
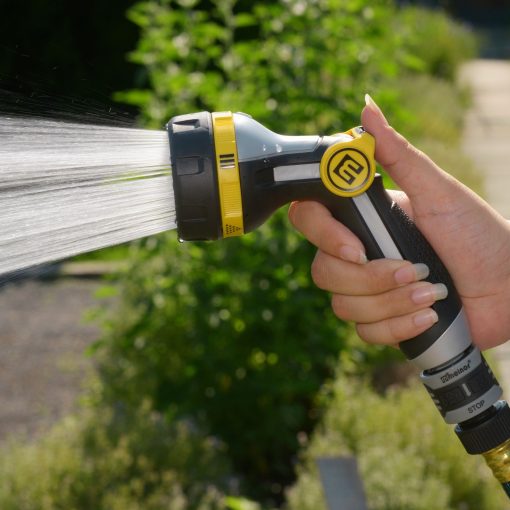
[{"xmin": 1, "ymin": 0, "xmax": 510, "ymax": 508}]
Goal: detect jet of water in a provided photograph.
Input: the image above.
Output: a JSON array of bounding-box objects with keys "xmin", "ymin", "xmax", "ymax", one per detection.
[{"xmin": 0, "ymin": 115, "xmax": 176, "ymax": 277}]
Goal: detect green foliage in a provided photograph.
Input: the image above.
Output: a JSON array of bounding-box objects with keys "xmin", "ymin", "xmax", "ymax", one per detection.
[
  {"xmin": 117, "ymin": 0, "xmax": 415, "ymax": 133},
  {"xmin": 0, "ymin": 404, "xmax": 233, "ymax": 510},
  {"xmin": 107, "ymin": 0, "xmax": 439, "ymax": 501},
  {"xmin": 285, "ymin": 376, "xmax": 509, "ymax": 510},
  {"xmin": 393, "ymin": 7, "xmax": 478, "ymax": 81},
  {"xmin": 95, "ymin": 213, "xmax": 354, "ymax": 500}
]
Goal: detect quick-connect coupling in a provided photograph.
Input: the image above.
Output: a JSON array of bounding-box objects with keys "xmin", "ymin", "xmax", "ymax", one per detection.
[{"xmin": 421, "ymin": 345, "xmax": 502, "ymax": 424}]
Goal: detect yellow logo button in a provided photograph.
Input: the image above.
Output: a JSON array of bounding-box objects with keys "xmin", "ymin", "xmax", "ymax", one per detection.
[{"xmin": 320, "ymin": 129, "xmax": 375, "ymax": 197}]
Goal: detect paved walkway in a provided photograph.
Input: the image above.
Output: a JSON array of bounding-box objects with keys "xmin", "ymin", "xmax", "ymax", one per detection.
[
  {"xmin": 460, "ymin": 59, "xmax": 510, "ymax": 394},
  {"xmin": 461, "ymin": 59, "xmax": 510, "ymax": 218},
  {"xmin": 0, "ymin": 279, "xmax": 101, "ymax": 442}
]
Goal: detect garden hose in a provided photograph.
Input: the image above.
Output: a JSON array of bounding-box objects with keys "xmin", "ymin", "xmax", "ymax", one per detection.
[{"xmin": 167, "ymin": 110, "xmax": 510, "ymax": 496}]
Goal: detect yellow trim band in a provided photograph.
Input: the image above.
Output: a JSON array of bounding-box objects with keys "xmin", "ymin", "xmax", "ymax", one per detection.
[
  {"xmin": 211, "ymin": 111, "xmax": 244, "ymax": 238},
  {"xmin": 320, "ymin": 127, "xmax": 376, "ymax": 198}
]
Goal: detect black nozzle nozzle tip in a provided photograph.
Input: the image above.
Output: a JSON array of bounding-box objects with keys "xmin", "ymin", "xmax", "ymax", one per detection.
[{"xmin": 167, "ymin": 111, "xmax": 222, "ymax": 241}]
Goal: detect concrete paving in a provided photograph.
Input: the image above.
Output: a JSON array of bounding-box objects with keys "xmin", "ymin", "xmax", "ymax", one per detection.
[
  {"xmin": 461, "ymin": 59, "xmax": 510, "ymax": 218},
  {"xmin": 460, "ymin": 59, "xmax": 510, "ymax": 394},
  {"xmin": 0, "ymin": 279, "xmax": 101, "ymax": 442}
]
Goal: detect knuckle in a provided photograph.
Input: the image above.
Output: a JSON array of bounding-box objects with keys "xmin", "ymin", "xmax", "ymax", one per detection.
[
  {"xmin": 331, "ymin": 294, "xmax": 349, "ymax": 320},
  {"xmin": 355, "ymin": 322, "xmax": 371, "ymax": 343},
  {"xmin": 387, "ymin": 316, "xmax": 413, "ymax": 343},
  {"xmin": 310, "ymin": 252, "xmax": 328, "ymax": 289},
  {"xmin": 365, "ymin": 261, "xmax": 391, "ymax": 293}
]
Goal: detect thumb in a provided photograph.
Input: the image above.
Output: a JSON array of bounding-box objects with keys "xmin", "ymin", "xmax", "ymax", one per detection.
[{"xmin": 361, "ymin": 94, "xmax": 455, "ymax": 202}]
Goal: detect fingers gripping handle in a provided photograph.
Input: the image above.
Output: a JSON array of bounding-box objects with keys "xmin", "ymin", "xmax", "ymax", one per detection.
[
  {"xmin": 326, "ymin": 178, "xmax": 506, "ymax": 428},
  {"xmin": 327, "ymin": 176, "xmax": 467, "ymax": 369}
]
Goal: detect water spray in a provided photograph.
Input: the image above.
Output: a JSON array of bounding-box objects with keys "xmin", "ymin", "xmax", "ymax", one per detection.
[
  {"xmin": 167, "ymin": 110, "xmax": 510, "ymax": 496},
  {"xmin": 0, "ymin": 116, "xmax": 174, "ymax": 277}
]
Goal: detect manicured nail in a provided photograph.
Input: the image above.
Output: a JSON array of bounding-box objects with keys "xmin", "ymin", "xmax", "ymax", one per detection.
[
  {"xmin": 394, "ymin": 263, "xmax": 430, "ymax": 285},
  {"xmin": 339, "ymin": 245, "xmax": 367, "ymax": 264},
  {"xmin": 411, "ymin": 283, "xmax": 449, "ymax": 305},
  {"xmin": 364, "ymin": 94, "xmax": 388, "ymax": 124},
  {"xmin": 413, "ymin": 309, "xmax": 439, "ymax": 328}
]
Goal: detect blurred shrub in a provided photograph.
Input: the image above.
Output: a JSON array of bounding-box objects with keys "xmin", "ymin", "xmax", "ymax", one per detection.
[
  {"xmin": 285, "ymin": 375, "xmax": 508, "ymax": 510},
  {"xmin": 0, "ymin": 403, "xmax": 234, "ymax": 510},
  {"xmin": 94, "ymin": 213, "xmax": 356, "ymax": 501},
  {"xmin": 118, "ymin": 0, "xmax": 412, "ymax": 133},
  {"xmin": 394, "ymin": 7, "xmax": 478, "ymax": 81},
  {"xmin": 109, "ymin": 0, "xmax": 423, "ymax": 502}
]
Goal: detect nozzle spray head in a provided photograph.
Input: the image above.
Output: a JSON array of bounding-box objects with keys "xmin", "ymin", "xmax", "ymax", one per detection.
[
  {"xmin": 167, "ymin": 110, "xmax": 374, "ymax": 241},
  {"xmin": 167, "ymin": 111, "xmax": 222, "ymax": 241}
]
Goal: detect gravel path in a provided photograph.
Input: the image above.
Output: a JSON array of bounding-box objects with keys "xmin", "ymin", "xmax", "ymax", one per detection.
[{"xmin": 0, "ymin": 278, "xmax": 102, "ymax": 442}]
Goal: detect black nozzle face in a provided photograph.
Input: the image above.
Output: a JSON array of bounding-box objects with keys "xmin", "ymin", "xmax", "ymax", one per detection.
[{"xmin": 167, "ymin": 112, "xmax": 222, "ymax": 241}]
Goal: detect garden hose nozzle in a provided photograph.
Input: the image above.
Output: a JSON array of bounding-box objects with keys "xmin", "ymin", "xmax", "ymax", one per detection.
[{"xmin": 167, "ymin": 111, "xmax": 510, "ymax": 495}]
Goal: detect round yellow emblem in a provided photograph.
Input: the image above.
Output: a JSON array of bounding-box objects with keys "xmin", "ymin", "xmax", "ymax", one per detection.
[{"xmin": 320, "ymin": 130, "xmax": 376, "ymax": 197}]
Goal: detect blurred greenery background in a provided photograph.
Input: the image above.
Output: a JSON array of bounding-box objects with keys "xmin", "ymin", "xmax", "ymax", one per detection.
[{"xmin": 0, "ymin": 0, "xmax": 508, "ymax": 508}]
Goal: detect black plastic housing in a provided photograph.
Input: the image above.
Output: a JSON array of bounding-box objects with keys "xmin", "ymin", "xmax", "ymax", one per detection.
[
  {"xmin": 167, "ymin": 112, "xmax": 222, "ymax": 240},
  {"xmin": 456, "ymin": 401, "xmax": 510, "ymax": 454},
  {"xmin": 238, "ymin": 146, "xmax": 461, "ymax": 361}
]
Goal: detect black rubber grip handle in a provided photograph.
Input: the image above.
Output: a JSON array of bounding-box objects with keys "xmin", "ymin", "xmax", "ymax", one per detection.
[
  {"xmin": 326, "ymin": 176, "xmax": 463, "ymax": 360},
  {"xmin": 238, "ymin": 143, "xmax": 462, "ymax": 361}
]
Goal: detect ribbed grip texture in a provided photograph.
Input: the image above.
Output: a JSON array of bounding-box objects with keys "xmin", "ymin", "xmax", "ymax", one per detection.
[
  {"xmin": 365, "ymin": 180, "xmax": 462, "ymax": 360},
  {"xmin": 389, "ymin": 203, "xmax": 453, "ymax": 288}
]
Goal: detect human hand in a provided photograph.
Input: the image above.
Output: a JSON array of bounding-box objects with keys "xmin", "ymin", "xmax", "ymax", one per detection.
[{"xmin": 289, "ymin": 96, "xmax": 510, "ymax": 350}]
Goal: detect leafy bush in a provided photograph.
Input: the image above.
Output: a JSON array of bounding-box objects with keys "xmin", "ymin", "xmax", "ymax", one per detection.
[
  {"xmin": 0, "ymin": 404, "xmax": 234, "ymax": 510},
  {"xmin": 117, "ymin": 0, "xmax": 415, "ymax": 133},
  {"xmin": 393, "ymin": 7, "xmax": 478, "ymax": 81},
  {"xmin": 285, "ymin": 376, "xmax": 509, "ymax": 510},
  {"xmin": 95, "ymin": 213, "xmax": 355, "ymax": 501}
]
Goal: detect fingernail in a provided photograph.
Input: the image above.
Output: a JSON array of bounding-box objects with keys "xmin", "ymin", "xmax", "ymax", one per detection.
[
  {"xmin": 411, "ymin": 283, "xmax": 449, "ymax": 305},
  {"xmin": 413, "ymin": 309, "xmax": 439, "ymax": 328},
  {"xmin": 394, "ymin": 263, "xmax": 430, "ymax": 285},
  {"xmin": 364, "ymin": 94, "xmax": 388, "ymax": 124},
  {"xmin": 339, "ymin": 245, "xmax": 367, "ymax": 264},
  {"xmin": 288, "ymin": 201, "xmax": 299, "ymax": 223}
]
